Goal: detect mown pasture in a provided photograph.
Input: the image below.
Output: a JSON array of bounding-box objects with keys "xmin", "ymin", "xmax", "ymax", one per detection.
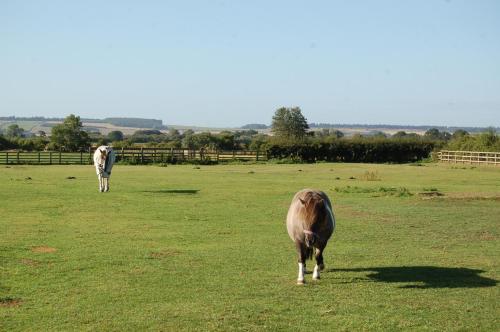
[{"xmin": 1, "ymin": 163, "xmax": 499, "ymax": 331}]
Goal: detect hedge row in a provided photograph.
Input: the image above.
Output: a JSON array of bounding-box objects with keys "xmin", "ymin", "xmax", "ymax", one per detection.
[{"xmin": 266, "ymin": 139, "xmax": 435, "ymax": 163}]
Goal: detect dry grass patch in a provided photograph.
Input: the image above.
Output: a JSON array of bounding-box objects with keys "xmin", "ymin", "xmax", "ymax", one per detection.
[
  {"xmin": 477, "ymin": 231, "xmax": 496, "ymax": 241},
  {"xmin": 428, "ymin": 192, "xmax": 500, "ymax": 201},
  {"xmin": 31, "ymin": 246, "xmax": 57, "ymax": 253},
  {"xmin": 361, "ymin": 170, "xmax": 381, "ymax": 181},
  {"xmin": 148, "ymin": 250, "xmax": 181, "ymax": 259}
]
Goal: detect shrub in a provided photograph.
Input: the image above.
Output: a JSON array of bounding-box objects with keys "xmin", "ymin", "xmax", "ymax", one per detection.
[{"xmin": 266, "ymin": 138, "xmax": 435, "ymax": 163}]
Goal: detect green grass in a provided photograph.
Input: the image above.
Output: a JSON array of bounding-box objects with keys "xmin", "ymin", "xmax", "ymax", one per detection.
[{"xmin": 1, "ymin": 163, "xmax": 499, "ymax": 331}]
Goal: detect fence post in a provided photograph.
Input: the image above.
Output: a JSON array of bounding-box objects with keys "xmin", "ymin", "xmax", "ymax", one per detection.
[
  {"xmin": 89, "ymin": 147, "xmax": 92, "ymax": 164},
  {"xmin": 256, "ymin": 150, "xmax": 259, "ymax": 161},
  {"xmin": 17, "ymin": 151, "xmax": 20, "ymax": 164},
  {"xmin": 59, "ymin": 150, "xmax": 62, "ymax": 164},
  {"xmin": 141, "ymin": 147, "xmax": 144, "ymax": 164},
  {"xmin": 6, "ymin": 152, "xmax": 8, "ymax": 164},
  {"xmin": 80, "ymin": 151, "xmax": 83, "ymax": 164},
  {"xmin": 38, "ymin": 151, "xmax": 41, "ymax": 164},
  {"xmin": 49, "ymin": 152, "xmax": 52, "ymax": 165}
]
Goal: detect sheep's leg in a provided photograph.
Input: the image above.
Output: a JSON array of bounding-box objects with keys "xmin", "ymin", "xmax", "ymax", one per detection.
[
  {"xmin": 295, "ymin": 241, "xmax": 307, "ymax": 285},
  {"xmin": 313, "ymin": 246, "xmax": 326, "ymax": 280}
]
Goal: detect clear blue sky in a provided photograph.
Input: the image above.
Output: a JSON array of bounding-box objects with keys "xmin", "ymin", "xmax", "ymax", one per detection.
[{"xmin": 1, "ymin": 0, "xmax": 499, "ymax": 127}]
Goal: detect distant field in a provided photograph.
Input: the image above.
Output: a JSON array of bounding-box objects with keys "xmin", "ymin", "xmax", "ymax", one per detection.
[
  {"xmin": 1, "ymin": 119, "xmax": 434, "ymax": 136},
  {"xmin": 0, "ymin": 163, "xmax": 499, "ymax": 331},
  {"xmin": 0, "ymin": 120, "xmax": 156, "ymax": 136},
  {"xmin": 0, "ymin": 120, "xmax": 248, "ymax": 135},
  {"xmin": 0, "ymin": 121, "xmax": 43, "ymax": 132}
]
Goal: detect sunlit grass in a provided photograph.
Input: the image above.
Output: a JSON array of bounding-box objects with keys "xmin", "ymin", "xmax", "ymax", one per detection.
[{"xmin": 1, "ymin": 163, "xmax": 499, "ymax": 331}]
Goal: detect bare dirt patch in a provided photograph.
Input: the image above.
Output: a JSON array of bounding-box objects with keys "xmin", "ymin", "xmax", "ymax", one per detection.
[
  {"xmin": 31, "ymin": 246, "xmax": 57, "ymax": 253},
  {"xmin": 0, "ymin": 297, "xmax": 22, "ymax": 307},
  {"xmin": 20, "ymin": 258, "xmax": 41, "ymax": 266}
]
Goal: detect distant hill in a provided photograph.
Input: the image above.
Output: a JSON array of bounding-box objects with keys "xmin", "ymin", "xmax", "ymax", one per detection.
[
  {"xmin": 1, "ymin": 116, "xmax": 497, "ymax": 137},
  {"xmin": 0, "ymin": 116, "xmax": 168, "ymax": 136},
  {"xmin": 308, "ymin": 123, "xmax": 498, "ymax": 133},
  {"xmin": 0, "ymin": 116, "xmax": 67, "ymax": 122},
  {"xmin": 102, "ymin": 118, "xmax": 165, "ymax": 129},
  {"xmin": 0, "ymin": 116, "xmax": 166, "ymax": 130}
]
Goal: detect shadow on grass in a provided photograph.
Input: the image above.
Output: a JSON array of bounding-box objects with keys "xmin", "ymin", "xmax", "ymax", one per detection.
[
  {"xmin": 329, "ymin": 266, "xmax": 497, "ymax": 289},
  {"xmin": 143, "ymin": 189, "xmax": 200, "ymax": 194}
]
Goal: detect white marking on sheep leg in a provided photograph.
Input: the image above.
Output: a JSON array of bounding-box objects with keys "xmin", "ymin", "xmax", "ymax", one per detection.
[
  {"xmin": 297, "ymin": 263, "xmax": 305, "ymax": 284},
  {"xmin": 313, "ymin": 265, "xmax": 320, "ymax": 280},
  {"xmin": 105, "ymin": 178, "xmax": 109, "ymax": 192},
  {"xmin": 98, "ymin": 175, "xmax": 103, "ymax": 192}
]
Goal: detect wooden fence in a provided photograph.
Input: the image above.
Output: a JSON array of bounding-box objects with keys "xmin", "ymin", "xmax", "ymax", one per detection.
[
  {"xmin": 438, "ymin": 150, "xmax": 500, "ymax": 166},
  {"xmin": 0, "ymin": 148, "xmax": 267, "ymax": 165}
]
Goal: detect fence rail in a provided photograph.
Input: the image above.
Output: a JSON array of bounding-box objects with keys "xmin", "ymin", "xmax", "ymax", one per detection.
[
  {"xmin": 0, "ymin": 148, "xmax": 267, "ymax": 165},
  {"xmin": 438, "ymin": 150, "xmax": 500, "ymax": 166}
]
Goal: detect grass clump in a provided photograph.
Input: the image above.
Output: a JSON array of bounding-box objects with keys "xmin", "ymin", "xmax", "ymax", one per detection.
[
  {"xmin": 334, "ymin": 186, "xmax": 413, "ymax": 197},
  {"xmin": 361, "ymin": 170, "xmax": 381, "ymax": 181},
  {"xmin": 418, "ymin": 187, "xmax": 444, "ymax": 198},
  {"xmin": 378, "ymin": 186, "xmax": 413, "ymax": 197},
  {"xmin": 334, "ymin": 185, "xmax": 376, "ymax": 194}
]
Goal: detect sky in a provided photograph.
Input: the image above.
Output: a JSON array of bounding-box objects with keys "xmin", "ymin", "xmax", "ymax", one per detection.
[{"xmin": 1, "ymin": 0, "xmax": 499, "ymax": 127}]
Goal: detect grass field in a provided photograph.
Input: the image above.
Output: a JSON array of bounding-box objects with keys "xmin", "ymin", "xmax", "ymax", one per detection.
[{"xmin": 1, "ymin": 162, "xmax": 499, "ymax": 331}]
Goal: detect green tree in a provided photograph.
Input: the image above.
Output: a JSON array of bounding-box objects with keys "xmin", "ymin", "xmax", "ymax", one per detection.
[
  {"xmin": 424, "ymin": 128, "xmax": 451, "ymax": 141},
  {"xmin": 477, "ymin": 128, "xmax": 498, "ymax": 149},
  {"xmin": 452, "ymin": 129, "xmax": 469, "ymax": 139},
  {"xmin": 271, "ymin": 107, "xmax": 309, "ymax": 140},
  {"xmin": 181, "ymin": 129, "xmax": 195, "ymax": 149},
  {"xmin": 249, "ymin": 134, "xmax": 269, "ymax": 150},
  {"xmin": 371, "ymin": 131, "xmax": 387, "ymax": 139},
  {"xmin": 192, "ymin": 132, "xmax": 216, "ymax": 149},
  {"xmin": 6, "ymin": 124, "xmax": 25, "ymax": 138},
  {"xmin": 216, "ymin": 131, "xmax": 235, "ymax": 150},
  {"xmin": 50, "ymin": 114, "xmax": 90, "ymax": 151},
  {"xmin": 108, "ymin": 131, "xmax": 124, "ymax": 141},
  {"xmin": 330, "ymin": 129, "xmax": 344, "ymax": 139},
  {"xmin": 392, "ymin": 131, "xmax": 408, "ymax": 138},
  {"xmin": 0, "ymin": 135, "xmax": 16, "ymax": 150},
  {"xmin": 167, "ymin": 129, "xmax": 181, "ymax": 140}
]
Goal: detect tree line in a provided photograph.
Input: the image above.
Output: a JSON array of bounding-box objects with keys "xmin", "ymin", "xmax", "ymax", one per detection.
[{"xmin": 1, "ymin": 109, "xmax": 498, "ymax": 163}]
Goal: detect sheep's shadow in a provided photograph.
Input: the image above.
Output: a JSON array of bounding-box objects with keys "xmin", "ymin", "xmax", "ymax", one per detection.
[
  {"xmin": 328, "ymin": 266, "xmax": 497, "ymax": 289},
  {"xmin": 143, "ymin": 189, "xmax": 200, "ymax": 195}
]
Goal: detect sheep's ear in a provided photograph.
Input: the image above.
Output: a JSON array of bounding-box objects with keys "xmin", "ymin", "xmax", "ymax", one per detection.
[{"xmin": 299, "ymin": 198, "xmax": 306, "ymax": 205}]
